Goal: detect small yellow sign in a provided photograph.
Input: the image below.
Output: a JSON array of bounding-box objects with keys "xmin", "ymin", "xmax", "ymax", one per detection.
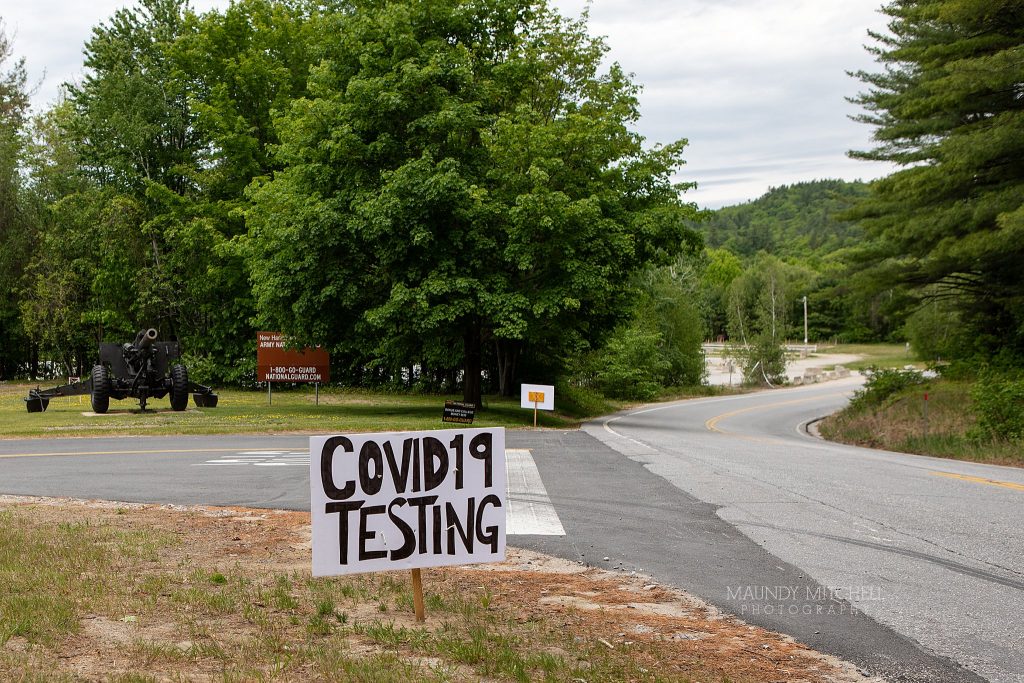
[{"xmin": 528, "ymin": 391, "xmax": 545, "ymax": 403}]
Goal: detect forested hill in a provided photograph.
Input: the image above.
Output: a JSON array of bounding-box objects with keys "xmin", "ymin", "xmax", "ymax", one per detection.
[{"xmin": 700, "ymin": 179, "xmax": 868, "ymax": 260}]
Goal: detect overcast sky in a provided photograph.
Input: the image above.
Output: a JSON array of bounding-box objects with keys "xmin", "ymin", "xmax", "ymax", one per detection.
[{"xmin": 3, "ymin": 0, "xmax": 896, "ymax": 208}]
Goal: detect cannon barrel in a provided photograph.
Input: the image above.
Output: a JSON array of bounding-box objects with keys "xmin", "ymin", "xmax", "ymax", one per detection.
[{"xmin": 134, "ymin": 328, "xmax": 158, "ymax": 351}]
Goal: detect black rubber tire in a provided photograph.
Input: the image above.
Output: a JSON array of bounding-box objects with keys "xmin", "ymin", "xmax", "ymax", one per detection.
[
  {"xmin": 91, "ymin": 364, "xmax": 111, "ymax": 414},
  {"xmin": 170, "ymin": 364, "xmax": 189, "ymax": 411}
]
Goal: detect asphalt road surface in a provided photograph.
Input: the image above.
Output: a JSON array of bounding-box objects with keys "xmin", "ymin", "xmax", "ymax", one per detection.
[{"xmin": 1, "ymin": 378, "xmax": 1021, "ymax": 682}]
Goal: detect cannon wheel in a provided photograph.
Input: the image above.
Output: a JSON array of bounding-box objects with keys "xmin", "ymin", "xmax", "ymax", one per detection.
[
  {"xmin": 91, "ymin": 365, "xmax": 111, "ymax": 414},
  {"xmin": 170, "ymin": 364, "xmax": 189, "ymax": 411}
]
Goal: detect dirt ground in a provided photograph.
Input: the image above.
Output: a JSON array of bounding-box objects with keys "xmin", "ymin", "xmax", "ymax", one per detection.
[{"xmin": 0, "ymin": 496, "xmax": 881, "ymax": 682}]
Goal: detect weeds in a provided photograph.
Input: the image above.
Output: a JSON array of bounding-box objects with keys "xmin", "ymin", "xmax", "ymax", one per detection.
[
  {"xmin": 821, "ymin": 376, "xmax": 1023, "ymax": 466},
  {"xmin": 0, "ymin": 502, "xmax": 840, "ymax": 683}
]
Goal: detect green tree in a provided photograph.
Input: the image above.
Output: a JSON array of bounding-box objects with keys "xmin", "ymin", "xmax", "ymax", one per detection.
[
  {"xmin": 848, "ymin": 0, "xmax": 1024, "ymax": 361},
  {"xmin": 726, "ymin": 253, "xmax": 806, "ymax": 346},
  {"xmin": 247, "ymin": 0, "xmax": 699, "ymax": 406},
  {"xmin": 903, "ymin": 293, "xmax": 963, "ymax": 362},
  {"xmin": 697, "ymin": 247, "xmax": 742, "ymax": 340},
  {"xmin": 724, "ymin": 254, "xmax": 815, "ymax": 385},
  {"xmin": 53, "ymin": 0, "xmax": 205, "ymax": 350},
  {"xmin": 593, "ymin": 324, "xmax": 669, "ymax": 401},
  {"xmin": 736, "ymin": 333, "xmax": 787, "ymax": 386},
  {"xmin": 36, "ymin": 0, "xmax": 314, "ymax": 381},
  {"xmin": 0, "ymin": 20, "xmax": 36, "ymax": 378},
  {"xmin": 701, "ymin": 180, "xmax": 868, "ymax": 263},
  {"xmin": 19, "ymin": 100, "xmax": 156, "ymax": 373},
  {"xmin": 638, "ymin": 267, "xmax": 706, "ymax": 386}
]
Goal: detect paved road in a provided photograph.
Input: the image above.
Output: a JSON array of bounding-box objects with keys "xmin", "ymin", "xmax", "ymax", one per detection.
[
  {"xmin": 586, "ymin": 378, "xmax": 1023, "ymax": 683},
  {"xmin": 1, "ymin": 379, "xmax": 1021, "ymax": 682}
]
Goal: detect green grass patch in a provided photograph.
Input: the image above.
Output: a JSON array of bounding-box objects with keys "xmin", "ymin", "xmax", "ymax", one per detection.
[
  {"xmin": 0, "ymin": 384, "xmax": 616, "ymax": 438},
  {"xmin": 820, "ymin": 376, "xmax": 1024, "ymax": 466},
  {"xmin": 0, "ymin": 379, "xmax": 749, "ymax": 438},
  {"xmin": 820, "ymin": 343, "xmax": 920, "ymax": 371}
]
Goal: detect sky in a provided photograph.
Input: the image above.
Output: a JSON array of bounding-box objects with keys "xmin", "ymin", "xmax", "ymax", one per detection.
[{"xmin": 2, "ymin": 0, "xmax": 897, "ymax": 208}]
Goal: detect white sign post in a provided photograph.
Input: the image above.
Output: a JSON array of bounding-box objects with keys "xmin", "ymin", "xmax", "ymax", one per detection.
[
  {"xmin": 520, "ymin": 383, "xmax": 554, "ymax": 428},
  {"xmin": 310, "ymin": 428, "xmax": 507, "ymax": 621}
]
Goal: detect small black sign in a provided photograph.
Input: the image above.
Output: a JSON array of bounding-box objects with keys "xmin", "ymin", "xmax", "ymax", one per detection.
[{"xmin": 442, "ymin": 400, "xmax": 476, "ymax": 424}]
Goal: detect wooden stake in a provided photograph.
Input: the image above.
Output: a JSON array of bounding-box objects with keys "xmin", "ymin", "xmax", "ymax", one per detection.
[
  {"xmin": 411, "ymin": 568, "xmax": 425, "ymax": 623},
  {"xmin": 923, "ymin": 392, "xmax": 929, "ymax": 439},
  {"xmin": 533, "ymin": 400, "xmax": 538, "ymax": 428}
]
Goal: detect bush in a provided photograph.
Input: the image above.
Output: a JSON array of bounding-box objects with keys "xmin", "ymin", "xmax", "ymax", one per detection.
[
  {"xmin": 554, "ymin": 380, "xmax": 616, "ymax": 418},
  {"xmin": 735, "ymin": 334, "xmax": 786, "ymax": 386},
  {"xmin": 642, "ymin": 272, "xmax": 706, "ymax": 386},
  {"xmin": 849, "ymin": 366, "xmax": 924, "ymax": 410},
  {"xmin": 905, "ymin": 299, "xmax": 963, "ymax": 362},
  {"xmin": 971, "ymin": 372, "xmax": 1024, "ymax": 440},
  {"xmin": 594, "ymin": 325, "xmax": 670, "ymax": 401}
]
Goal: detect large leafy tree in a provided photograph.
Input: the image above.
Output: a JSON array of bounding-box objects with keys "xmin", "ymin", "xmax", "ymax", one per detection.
[
  {"xmin": 247, "ymin": 0, "xmax": 699, "ymax": 405},
  {"xmin": 29, "ymin": 0, "xmax": 314, "ymax": 381},
  {"xmin": 50, "ymin": 0, "xmax": 206, "ymax": 351},
  {"xmin": 849, "ymin": 0, "xmax": 1024, "ymax": 360}
]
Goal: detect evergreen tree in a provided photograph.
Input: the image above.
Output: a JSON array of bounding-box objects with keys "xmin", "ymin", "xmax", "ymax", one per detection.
[
  {"xmin": 848, "ymin": 0, "xmax": 1024, "ymax": 361},
  {"xmin": 0, "ymin": 21, "xmax": 36, "ymax": 378}
]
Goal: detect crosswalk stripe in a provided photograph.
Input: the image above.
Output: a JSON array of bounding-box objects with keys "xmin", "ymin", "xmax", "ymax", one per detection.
[
  {"xmin": 193, "ymin": 447, "xmax": 567, "ymax": 537},
  {"xmin": 505, "ymin": 449, "xmax": 565, "ymax": 536}
]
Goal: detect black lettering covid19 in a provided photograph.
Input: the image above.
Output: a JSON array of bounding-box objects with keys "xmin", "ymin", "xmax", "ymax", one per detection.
[{"xmin": 320, "ymin": 434, "xmax": 501, "ymax": 564}]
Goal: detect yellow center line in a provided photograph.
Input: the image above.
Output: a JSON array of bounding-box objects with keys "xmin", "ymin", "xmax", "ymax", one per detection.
[
  {"xmin": 704, "ymin": 392, "xmax": 848, "ymax": 435},
  {"xmin": 930, "ymin": 471, "xmax": 1024, "ymax": 492},
  {"xmin": 0, "ymin": 448, "xmax": 246, "ymax": 460}
]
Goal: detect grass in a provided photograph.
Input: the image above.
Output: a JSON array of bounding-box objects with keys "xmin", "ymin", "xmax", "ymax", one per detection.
[
  {"xmin": 819, "ymin": 377, "xmax": 1024, "ymax": 467},
  {"xmin": 0, "ymin": 379, "xmax": 741, "ymax": 439},
  {"xmin": 0, "ymin": 512, "xmax": 171, "ymax": 646},
  {"xmin": 0, "ymin": 383, "xmax": 623, "ymax": 438},
  {"xmin": 0, "ymin": 342, "xmax": 918, "ymax": 439},
  {"xmin": 816, "ymin": 342, "xmax": 920, "ymax": 371},
  {"xmin": 0, "ymin": 503, "xmax": 773, "ymax": 683}
]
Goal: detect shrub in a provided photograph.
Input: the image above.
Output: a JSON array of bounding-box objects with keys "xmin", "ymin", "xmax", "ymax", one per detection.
[
  {"xmin": 971, "ymin": 373, "xmax": 1024, "ymax": 440},
  {"xmin": 735, "ymin": 334, "xmax": 786, "ymax": 386},
  {"xmin": 904, "ymin": 299, "xmax": 963, "ymax": 362},
  {"xmin": 849, "ymin": 366, "xmax": 924, "ymax": 410},
  {"xmin": 553, "ymin": 380, "xmax": 616, "ymax": 418},
  {"xmin": 594, "ymin": 325, "xmax": 670, "ymax": 401}
]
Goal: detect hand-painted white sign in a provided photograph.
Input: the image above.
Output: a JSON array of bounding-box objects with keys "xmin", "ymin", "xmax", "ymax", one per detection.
[
  {"xmin": 520, "ymin": 383, "xmax": 555, "ymax": 411},
  {"xmin": 310, "ymin": 428, "xmax": 506, "ymax": 577}
]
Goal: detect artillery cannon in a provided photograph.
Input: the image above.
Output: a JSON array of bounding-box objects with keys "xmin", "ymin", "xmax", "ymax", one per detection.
[{"xmin": 25, "ymin": 328, "xmax": 219, "ymax": 413}]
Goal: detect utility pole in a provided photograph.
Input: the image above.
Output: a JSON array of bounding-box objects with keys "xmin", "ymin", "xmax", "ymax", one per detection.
[{"xmin": 803, "ymin": 295, "xmax": 808, "ymax": 345}]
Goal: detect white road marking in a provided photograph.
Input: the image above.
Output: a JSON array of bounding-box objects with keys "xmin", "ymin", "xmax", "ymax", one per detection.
[
  {"xmin": 505, "ymin": 449, "xmax": 565, "ymax": 536},
  {"xmin": 192, "ymin": 447, "xmax": 567, "ymax": 536},
  {"xmin": 196, "ymin": 451, "xmax": 310, "ymax": 467}
]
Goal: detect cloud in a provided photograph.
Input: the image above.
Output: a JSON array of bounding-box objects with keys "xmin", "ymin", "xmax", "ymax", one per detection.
[
  {"xmin": 554, "ymin": 0, "xmax": 896, "ymax": 207},
  {"xmin": 4, "ymin": 0, "xmax": 897, "ymax": 208},
  {"xmin": 7, "ymin": 0, "xmax": 226, "ymax": 109}
]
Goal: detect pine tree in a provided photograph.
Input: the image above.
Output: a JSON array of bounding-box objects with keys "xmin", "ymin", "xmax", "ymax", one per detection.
[{"xmin": 849, "ymin": 0, "xmax": 1024, "ymax": 359}]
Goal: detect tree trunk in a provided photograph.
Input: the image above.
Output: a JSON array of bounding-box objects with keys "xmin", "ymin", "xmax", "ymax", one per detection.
[
  {"xmin": 495, "ymin": 339, "xmax": 520, "ymax": 397},
  {"xmin": 462, "ymin": 318, "xmax": 482, "ymax": 409}
]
